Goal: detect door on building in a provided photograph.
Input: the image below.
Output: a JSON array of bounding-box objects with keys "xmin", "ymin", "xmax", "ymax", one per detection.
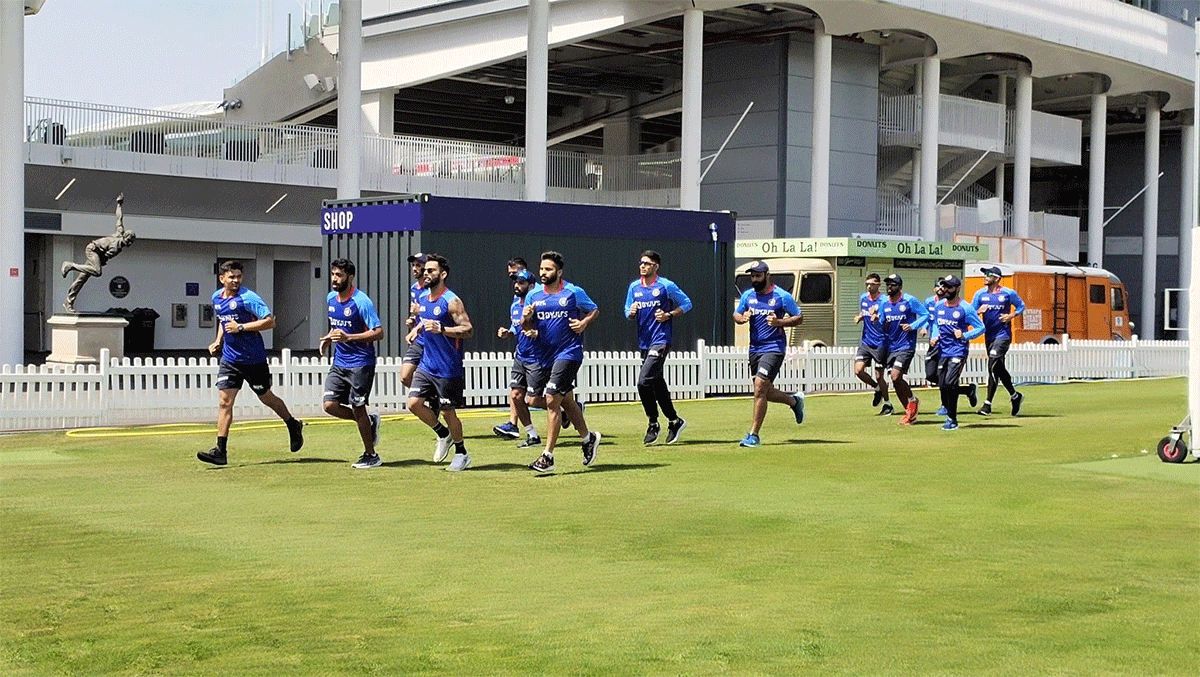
[
  {"xmin": 273, "ymin": 261, "xmax": 311, "ymax": 352},
  {"xmin": 25, "ymin": 234, "xmax": 48, "ymax": 353}
]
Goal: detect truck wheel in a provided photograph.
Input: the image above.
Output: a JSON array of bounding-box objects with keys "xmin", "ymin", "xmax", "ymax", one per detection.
[
  {"xmin": 1157, "ymin": 436, "xmax": 1188, "ymax": 463},
  {"xmin": 1040, "ymin": 336, "xmax": 1059, "ymax": 345},
  {"xmin": 1111, "ymin": 333, "xmax": 1126, "ymax": 341}
]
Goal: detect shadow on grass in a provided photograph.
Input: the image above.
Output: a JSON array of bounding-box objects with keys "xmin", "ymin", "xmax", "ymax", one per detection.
[
  {"xmin": 254, "ymin": 457, "xmax": 349, "ymax": 466},
  {"xmin": 553, "ymin": 462, "xmax": 669, "ymax": 475},
  {"xmin": 783, "ymin": 438, "xmax": 851, "ymax": 445}
]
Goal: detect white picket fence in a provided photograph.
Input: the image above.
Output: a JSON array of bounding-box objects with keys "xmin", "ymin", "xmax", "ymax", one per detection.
[{"xmin": 0, "ymin": 338, "xmax": 1185, "ymax": 431}]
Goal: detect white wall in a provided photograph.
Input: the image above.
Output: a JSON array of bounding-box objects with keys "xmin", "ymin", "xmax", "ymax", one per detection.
[{"xmin": 41, "ymin": 213, "xmax": 322, "ymax": 352}]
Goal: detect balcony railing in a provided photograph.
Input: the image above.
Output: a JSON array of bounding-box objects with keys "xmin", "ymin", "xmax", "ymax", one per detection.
[{"xmin": 23, "ymin": 97, "xmax": 680, "ymax": 208}]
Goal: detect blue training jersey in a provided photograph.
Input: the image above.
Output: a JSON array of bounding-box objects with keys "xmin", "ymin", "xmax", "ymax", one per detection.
[
  {"xmin": 624, "ymin": 275, "xmax": 693, "ymax": 350},
  {"xmin": 930, "ymin": 300, "xmax": 985, "ymax": 359},
  {"xmin": 858, "ymin": 292, "xmax": 886, "ymax": 347},
  {"xmin": 508, "ymin": 296, "xmax": 543, "ymax": 364},
  {"xmin": 525, "ymin": 281, "xmax": 598, "ymax": 364},
  {"xmin": 409, "ymin": 281, "xmax": 425, "ymax": 347},
  {"xmin": 415, "ymin": 288, "xmax": 465, "ymax": 378},
  {"xmin": 326, "ymin": 288, "xmax": 382, "ymax": 368},
  {"xmin": 971, "ymin": 285, "xmax": 1026, "ymax": 341},
  {"xmin": 212, "ymin": 287, "xmax": 270, "ymax": 364},
  {"xmin": 877, "ymin": 293, "xmax": 929, "ymax": 353},
  {"xmin": 735, "ymin": 284, "xmax": 801, "ymax": 354}
]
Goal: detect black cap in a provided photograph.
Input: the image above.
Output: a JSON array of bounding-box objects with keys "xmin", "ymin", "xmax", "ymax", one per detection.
[
  {"xmin": 746, "ymin": 260, "xmax": 770, "ymax": 274},
  {"xmin": 980, "ymin": 265, "xmax": 1003, "ymax": 278},
  {"xmin": 883, "ymin": 273, "xmax": 903, "ymax": 286},
  {"xmin": 407, "ymin": 252, "xmax": 428, "ymax": 263},
  {"xmin": 939, "ymin": 274, "xmax": 962, "ymax": 288}
]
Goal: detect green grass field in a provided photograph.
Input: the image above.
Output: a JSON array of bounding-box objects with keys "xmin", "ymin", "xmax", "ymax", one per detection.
[{"xmin": 2, "ymin": 378, "xmax": 1197, "ymax": 676}]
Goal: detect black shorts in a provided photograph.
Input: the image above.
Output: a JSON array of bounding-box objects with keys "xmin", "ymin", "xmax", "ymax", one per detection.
[
  {"xmin": 323, "ymin": 364, "xmax": 376, "ymax": 407},
  {"xmin": 409, "ymin": 369, "xmax": 465, "ymax": 410},
  {"xmin": 885, "ymin": 349, "xmax": 915, "ymax": 374},
  {"xmin": 985, "ymin": 337, "xmax": 1012, "ymax": 361},
  {"xmin": 638, "ymin": 344, "xmax": 669, "ymax": 387},
  {"xmin": 545, "ymin": 359, "xmax": 582, "ymax": 396},
  {"xmin": 402, "ymin": 341, "xmax": 424, "ymax": 366},
  {"xmin": 749, "ymin": 351, "xmax": 784, "ymax": 383},
  {"xmin": 855, "ymin": 343, "xmax": 886, "ymax": 367},
  {"xmin": 937, "ymin": 356, "xmax": 967, "ymax": 389},
  {"xmin": 216, "ymin": 361, "xmax": 273, "ymax": 394},
  {"xmin": 509, "ymin": 359, "xmax": 541, "ymax": 393},
  {"xmin": 925, "ymin": 343, "xmax": 942, "ymax": 384}
]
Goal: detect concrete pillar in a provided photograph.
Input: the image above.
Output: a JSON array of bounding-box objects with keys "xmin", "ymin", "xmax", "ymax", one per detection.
[
  {"xmin": 680, "ymin": 8, "xmax": 703, "ymax": 211},
  {"xmin": 809, "ymin": 22, "xmax": 832, "ymax": 238},
  {"xmin": 918, "ymin": 54, "xmax": 940, "ymax": 241},
  {"xmin": 1012, "ymin": 62, "xmax": 1033, "ymax": 238},
  {"xmin": 525, "ymin": 0, "xmax": 549, "ymax": 202},
  {"xmin": 1141, "ymin": 96, "xmax": 1160, "ymax": 339},
  {"xmin": 1, "ymin": 1, "xmax": 28, "ymax": 366},
  {"xmin": 336, "ymin": 0, "xmax": 362, "ymax": 199},
  {"xmin": 1179, "ymin": 123, "xmax": 1194, "ymax": 337},
  {"xmin": 995, "ymin": 74, "xmax": 1006, "ymax": 231},
  {"xmin": 602, "ymin": 95, "xmax": 640, "ymax": 157},
  {"xmin": 361, "ymin": 90, "xmax": 395, "ymax": 137},
  {"xmin": 1088, "ymin": 85, "xmax": 1107, "ymax": 269}
]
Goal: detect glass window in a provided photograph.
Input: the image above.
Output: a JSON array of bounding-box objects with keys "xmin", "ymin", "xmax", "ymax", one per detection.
[
  {"xmin": 798, "ymin": 273, "xmax": 833, "ymax": 304},
  {"xmin": 1089, "ymin": 284, "xmax": 1106, "ymax": 304},
  {"xmin": 1111, "ymin": 287, "xmax": 1125, "ymax": 311},
  {"xmin": 734, "ymin": 273, "xmax": 795, "ymax": 296}
]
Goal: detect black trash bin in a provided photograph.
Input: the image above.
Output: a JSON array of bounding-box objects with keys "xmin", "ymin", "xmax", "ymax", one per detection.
[
  {"xmin": 127, "ymin": 308, "xmax": 160, "ymax": 353},
  {"xmin": 106, "ymin": 308, "xmax": 136, "ymax": 354}
]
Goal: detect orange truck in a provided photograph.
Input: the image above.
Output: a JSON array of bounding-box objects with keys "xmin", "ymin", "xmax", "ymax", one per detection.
[{"xmin": 964, "ymin": 263, "xmax": 1133, "ymax": 343}]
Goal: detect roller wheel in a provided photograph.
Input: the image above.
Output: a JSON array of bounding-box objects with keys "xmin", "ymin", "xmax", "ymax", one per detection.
[{"xmin": 1157, "ymin": 436, "xmax": 1189, "ymax": 464}]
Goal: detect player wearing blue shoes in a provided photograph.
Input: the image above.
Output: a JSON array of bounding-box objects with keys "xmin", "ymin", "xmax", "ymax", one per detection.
[
  {"xmin": 625, "ymin": 250, "xmax": 693, "ymax": 446},
  {"xmin": 319, "ymin": 259, "xmax": 385, "ymax": 468},
  {"xmin": 971, "ymin": 266, "xmax": 1027, "ymax": 416},
  {"xmin": 521, "ymin": 251, "xmax": 601, "ymax": 473},
  {"xmin": 732, "ymin": 261, "xmax": 805, "ymax": 447},
  {"xmin": 929, "ymin": 275, "xmax": 985, "ymax": 430},
  {"xmin": 496, "ymin": 267, "xmax": 542, "ymax": 448}
]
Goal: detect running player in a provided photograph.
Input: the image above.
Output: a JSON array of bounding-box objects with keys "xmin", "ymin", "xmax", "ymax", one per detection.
[
  {"xmin": 731, "ymin": 260, "xmax": 805, "ymax": 447},
  {"xmin": 971, "ymin": 266, "xmax": 1026, "ymax": 416},
  {"xmin": 624, "ymin": 250, "xmax": 692, "ymax": 445},
  {"xmin": 496, "ymin": 268, "xmax": 542, "ymax": 448},
  {"xmin": 319, "ymin": 259, "xmax": 385, "ymax": 468},
  {"xmin": 924, "ymin": 280, "xmax": 948, "ymax": 416},
  {"xmin": 853, "ymin": 272, "xmax": 891, "ymax": 414},
  {"xmin": 400, "ymin": 253, "xmax": 427, "ymax": 390},
  {"xmin": 198, "ymin": 260, "xmax": 303, "ymax": 465},
  {"xmin": 406, "ymin": 254, "xmax": 475, "ymax": 471},
  {"xmin": 521, "ymin": 251, "xmax": 601, "ymax": 473},
  {"xmin": 877, "ymin": 274, "xmax": 929, "ymax": 425},
  {"xmin": 929, "ymin": 275, "xmax": 985, "ymax": 431},
  {"xmin": 495, "ymin": 257, "xmax": 532, "ymax": 440}
]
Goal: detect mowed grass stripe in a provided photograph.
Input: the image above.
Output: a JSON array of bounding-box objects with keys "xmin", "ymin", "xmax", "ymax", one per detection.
[{"xmin": 2, "ymin": 379, "xmax": 1197, "ymax": 676}]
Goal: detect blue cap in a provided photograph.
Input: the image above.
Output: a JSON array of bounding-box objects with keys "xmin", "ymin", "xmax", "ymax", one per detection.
[
  {"xmin": 511, "ymin": 269, "xmax": 535, "ymax": 282},
  {"xmin": 939, "ymin": 274, "xmax": 962, "ymax": 287},
  {"xmin": 746, "ymin": 260, "xmax": 770, "ymax": 274},
  {"xmin": 980, "ymin": 266, "xmax": 1003, "ymax": 278}
]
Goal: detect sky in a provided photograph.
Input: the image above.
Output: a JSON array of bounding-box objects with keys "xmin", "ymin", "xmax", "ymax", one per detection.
[{"xmin": 24, "ymin": 0, "xmax": 321, "ymax": 109}]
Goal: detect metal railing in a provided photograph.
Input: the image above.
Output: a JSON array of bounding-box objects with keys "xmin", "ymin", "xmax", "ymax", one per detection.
[{"xmin": 25, "ymin": 97, "xmax": 681, "ymax": 207}]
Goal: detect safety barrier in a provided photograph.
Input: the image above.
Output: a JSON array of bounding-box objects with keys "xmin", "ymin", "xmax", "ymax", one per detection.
[{"xmin": 0, "ymin": 337, "xmax": 1185, "ymax": 431}]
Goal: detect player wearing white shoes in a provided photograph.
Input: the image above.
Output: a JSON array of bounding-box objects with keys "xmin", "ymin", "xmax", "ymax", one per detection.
[
  {"xmin": 406, "ymin": 254, "xmax": 475, "ymax": 471},
  {"xmin": 625, "ymin": 250, "xmax": 692, "ymax": 446},
  {"xmin": 319, "ymin": 259, "xmax": 385, "ymax": 469}
]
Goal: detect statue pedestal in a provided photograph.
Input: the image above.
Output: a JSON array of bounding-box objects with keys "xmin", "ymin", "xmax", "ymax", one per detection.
[{"xmin": 46, "ymin": 314, "xmax": 128, "ymax": 365}]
